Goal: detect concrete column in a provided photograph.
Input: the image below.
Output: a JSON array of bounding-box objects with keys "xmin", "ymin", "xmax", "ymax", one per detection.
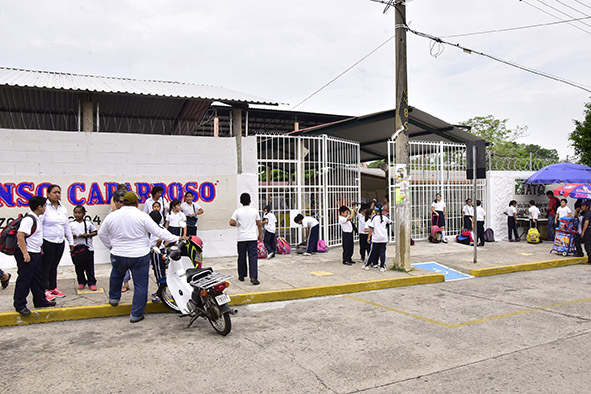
[
  {"xmin": 233, "ymin": 108, "xmax": 243, "ymax": 174},
  {"xmin": 213, "ymin": 114, "xmax": 219, "ymax": 137},
  {"xmin": 81, "ymin": 95, "xmax": 94, "ymax": 132}
]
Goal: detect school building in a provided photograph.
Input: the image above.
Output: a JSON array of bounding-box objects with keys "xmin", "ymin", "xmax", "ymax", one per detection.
[{"xmin": 0, "ymin": 66, "xmax": 557, "ymax": 268}]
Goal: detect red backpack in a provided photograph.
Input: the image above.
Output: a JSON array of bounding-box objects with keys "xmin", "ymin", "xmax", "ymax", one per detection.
[{"xmin": 0, "ymin": 214, "xmax": 37, "ymax": 255}]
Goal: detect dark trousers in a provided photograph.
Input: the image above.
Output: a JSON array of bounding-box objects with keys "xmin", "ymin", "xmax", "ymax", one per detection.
[
  {"xmin": 13, "ymin": 250, "xmax": 46, "ymax": 310},
  {"xmin": 42, "ymin": 240, "xmax": 65, "ymax": 291},
  {"xmin": 463, "ymin": 216, "xmax": 473, "ymax": 231},
  {"xmin": 367, "ymin": 242, "xmax": 387, "ymax": 268},
  {"xmin": 529, "ymin": 219, "xmax": 538, "ymax": 229},
  {"xmin": 151, "ymin": 250, "xmax": 166, "ymax": 285},
  {"xmin": 508, "ymin": 217, "xmax": 519, "ymax": 240},
  {"xmin": 307, "ymin": 225, "xmax": 320, "ymax": 253},
  {"xmin": 72, "ymin": 249, "xmax": 96, "ymax": 286},
  {"xmin": 584, "ymin": 232, "xmax": 591, "ymax": 263},
  {"xmin": 548, "ymin": 214, "xmax": 556, "ymax": 241},
  {"xmin": 263, "ymin": 231, "xmax": 276, "ymax": 254},
  {"xmin": 342, "ymin": 232, "xmax": 354, "ymax": 263},
  {"xmin": 237, "ymin": 241, "xmax": 258, "ymax": 280},
  {"xmin": 359, "ymin": 233, "xmax": 370, "ymax": 260},
  {"xmin": 187, "ymin": 226, "xmax": 197, "ymax": 237},
  {"xmin": 477, "ymin": 221, "xmax": 485, "ymax": 245},
  {"xmin": 574, "ymin": 233, "xmax": 584, "ymax": 256}
]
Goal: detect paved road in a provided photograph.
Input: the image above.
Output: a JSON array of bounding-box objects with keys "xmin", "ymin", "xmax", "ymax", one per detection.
[{"xmin": 2, "ymin": 265, "xmax": 591, "ymax": 393}]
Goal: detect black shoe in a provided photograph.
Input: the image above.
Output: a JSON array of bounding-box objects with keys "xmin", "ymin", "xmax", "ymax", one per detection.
[
  {"xmin": 34, "ymin": 301, "xmax": 56, "ymax": 308},
  {"xmin": 477, "ymin": 243, "xmax": 485, "ymax": 247},
  {"xmin": 130, "ymin": 315, "xmax": 145, "ymax": 323},
  {"xmin": 16, "ymin": 307, "xmax": 31, "ymax": 315},
  {"xmin": 1, "ymin": 273, "xmax": 11, "ymax": 289},
  {"xmin": 109, "ymin": 299, "xmax": 119, "ymax": 307},
  {"xmin": 342, "ymin": 261, "xmax": 353, "ymax": 265},
  {"xmin": 250, "ymin": 279, "xmax": 260, "ymax": 285},
  {"xmin": 238, "ymin": 277, "xmax": 245, "ymax": 282},
  {"xmin": 350, "ymin": 260, "xmax": 357, "ymax": 264}
]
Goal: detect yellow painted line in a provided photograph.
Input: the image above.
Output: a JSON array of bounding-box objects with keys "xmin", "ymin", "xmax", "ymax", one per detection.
[
  {"xmin": 310, "ymin": 271, "xmax": 335, "ymax": 277},
  {"xmin": 470, "ymin": 257, "xmax": 585, "ymax": 277},
  {"xmin": 517, "ymin": 253, "xmax": 534, "ymax": 256},
  {"xmin": 76, "ymin": 288, "xmax": 105, "ymax": 295},
  {"xmin": 0, "ymin": 274, "xmax": 444, "ymax": 327},
  {"xmin": 345, "ymin": 295, "xmax": 591, "ymax": 328},
  {"xmin": 228, "ymin": 274, "xmax": 444, "ymax": 306}
]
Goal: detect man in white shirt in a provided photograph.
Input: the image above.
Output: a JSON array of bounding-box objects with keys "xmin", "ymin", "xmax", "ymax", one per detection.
[
  {"xmin": 229, "ymin": 193, "xmax": 263, "ymax": 285},
  {"xmin": 99, "ymin": 191, "xmax": 181, "ymax": 323},
  {"xmin": 13, "ymin": 196, "xmax": 56, "ymax": 314},
  {"xmin": 476, "ymin": 200, "xmax": 486, "ymax": 246}
]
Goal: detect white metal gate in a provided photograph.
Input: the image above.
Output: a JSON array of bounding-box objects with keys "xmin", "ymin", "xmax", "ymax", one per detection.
[
  {"xmin": 388, "ymin": 140, "xmax": 487, "ymax": 240},
  {"xmin": 257, "ymin": 134, "xmax": 360, "ymax": 247}
]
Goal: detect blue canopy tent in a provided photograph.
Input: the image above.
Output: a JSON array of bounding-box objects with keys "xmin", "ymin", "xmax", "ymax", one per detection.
[{"xmin": 525, "ymin": 163, "xmax": 591, "ymax": 184}]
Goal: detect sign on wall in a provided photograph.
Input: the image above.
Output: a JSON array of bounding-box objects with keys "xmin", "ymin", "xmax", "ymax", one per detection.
[{"xmin": 514, "ymin": 178, "xmax": 551, "ymax": 216}]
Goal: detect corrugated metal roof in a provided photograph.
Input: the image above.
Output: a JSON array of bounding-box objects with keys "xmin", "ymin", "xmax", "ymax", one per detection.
[{"xmin": 0, "ymin": 67, "xmax": 278, "ymax": 105}]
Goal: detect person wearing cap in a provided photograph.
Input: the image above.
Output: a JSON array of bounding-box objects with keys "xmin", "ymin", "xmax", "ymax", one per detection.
[
  {"xmin": 580, "ymin": 201, "xmax": 591, "ymax": 264},
  {"xmin": 99, "ymin": 191, "xmax": 182, "ymax": 323}
]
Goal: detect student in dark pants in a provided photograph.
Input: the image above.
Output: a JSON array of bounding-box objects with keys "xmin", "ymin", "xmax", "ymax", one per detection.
[
  {"xmin": 476, "ymin": 200, "xmax": 486, "ymax": 246},
  {"xmin": 338, "ymin": 205, "xmax": 356, "ymax": 265},
  {"xmin": 580, "ymin": 201, "xmax": 591, "ymax": 264},
  {"xmin": 69, "ymin": 205, "xmax": 98, "ymax": 290},
  {"xmin": 504, "ymin": 200, "xmax": 520, "ymax": 242},
  {"xmin": 230, "ymin": 193, "xmax": 263, "ymax": 285},
  {"xmin": 358, "ymin": 204, "xmax": 372, "ymax": 263},
  {"xmin": 13, "ymin": 196, "xmax": 56, "ymax": 314},
  {"xmin": 261, "ymin": 205, "xmax": 277, "ymax": 259},
  {"xmin": 294, "ymin": 214, "xmax": 319, "ymax": 255}
]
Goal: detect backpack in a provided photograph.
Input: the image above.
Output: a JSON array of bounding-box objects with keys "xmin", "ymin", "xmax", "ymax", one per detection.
[
  {"xmin": 0, "ymin": 214, "xmax": 37, "ymax": 256},
  {"xmin": 296, "ymin": 243, "xmax": 308, "ymax": 254},
  {"xmin": 484, "ymin": 228, "xmax": 495, "ymax": 242},
  {"xmin": 276, "ymin": 237, "xmax": 291, "ymax": 254},
  {"xmin": 257, "ymin": 240, "xmax": 268, "ymax": 259},
  {"xmin": 456, "ymin": 234, "xmax": 471, "ymax": 245},
  {"xmin": 461, "ymin": 230, "xmax": 474, "ymax": 243},
  {"xmin": 527, "ymin": 228, "xmax": 541, "ymax": 244},
  {"xmin": 317, "ymin": 239, "xmax": 328, "ymax": 253},
  {"xmin": 429, "ymin": 225, "xmax": 443, "ymax": 243}
]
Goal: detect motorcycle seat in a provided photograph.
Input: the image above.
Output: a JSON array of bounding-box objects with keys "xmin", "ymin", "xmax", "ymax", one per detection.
[{"xmin": 186, "ymin": 267, "xmax": 213, "ymax": 283}]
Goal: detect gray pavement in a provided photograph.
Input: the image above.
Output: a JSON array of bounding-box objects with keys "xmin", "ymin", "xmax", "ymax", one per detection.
[
  {"xmin": 1, "ymin": 265, "xmax": 590, "ymax": 393},
  {"xmin": 0, "ymin": 239, "xmax": 574, "ymax": 313}
]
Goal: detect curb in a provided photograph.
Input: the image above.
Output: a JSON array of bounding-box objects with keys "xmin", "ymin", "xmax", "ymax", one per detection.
[
  {"xmin": 469, "ymin": 257, "xmax": 585, "ymax": 277},
  {"xmin": 0, "ymin": 273, "xmax": 444, "ymax": 327}
]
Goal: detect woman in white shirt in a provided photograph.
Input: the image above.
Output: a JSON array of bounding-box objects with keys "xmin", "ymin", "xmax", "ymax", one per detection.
[
  {"xmin": 166, "ymin": 200, "xmax": 187, "ymax": 237},
  {"xmin": 41, "ymin": 184, "xmax": 74, "ymax": 300},
  {"xmin": 462, "ymin": 198, "xmax": 474, "ymax": 231},
  {"xmin": 181, "ymin": 192, "xmax": 203, "ymax": 237},
  {"xmin": 431, "ymin": 193, "xmax": 448, "ymax": 243}
]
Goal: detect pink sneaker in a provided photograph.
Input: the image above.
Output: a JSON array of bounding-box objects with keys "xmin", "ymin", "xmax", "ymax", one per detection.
[
  {"xmin": 77, "ymin": 284, "xmax": 85, "ymax": 290},
  {"xmin": 45, "ymin": 290, "xmax": 56, "ymax": 301},
  {"xmin": 51, "ymin": 288, "xmax": 66, "ymax": 298},
  {"xmin": 89, "ymin": 285, "xmax": 97, "ymax": 291}
]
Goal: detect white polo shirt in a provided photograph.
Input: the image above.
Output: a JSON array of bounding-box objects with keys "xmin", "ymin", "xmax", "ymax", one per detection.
[
  {"xmin": 463, "ymin": 205, "xmax": 474, "ymax": 216},
  {"xmin": 263, "ymin": 212, "xmax": 277, "ymax": 234},
  {"xmin": 99, "ymin": 206, "xmax": 179, "ymax": 258},
  {"xmin": 18, "ymin": 212, "xmax": 43, "ymax": 253},
  {"xmin": 369, "ymin": 214, "xmax": 392, "ymax": 243},
  {"xmin": 476, "ymin": 206, "xmax": 486, "ymax": 222},
  {"xmin": 231, "ymin": 206, "xmax": 261, "ymax": 242},
  {"xmin": 505, "ymin": 206, "xmax": 517, "ymax": 216},
  {"xmin": 529, "ymin": 206, "xmax": 540, "ymax": 220},
  {"xmin": 40, "ymin": 201, "xmax": 73, "ymax": 245},
  {"xmin": 432, "ymin": 200, "xmax": 446, "ymax": 211},
  {"xmin": 358, "ymin": 215, "xmax": 367, "ymax": 234},
  {"xmin": 556, "ymin": 206, "xmax": 571, "ymax": 218},
  {"xmin": 338, "ymin": 215, "xmax": 353, "ymax": 233},
  {"xmin": 181, "ymin": 201, "xmax": 202, "ymax": 217},
  {"xmin": 70, "ymin": 220, "xmax": 97, "ymax": 251},
  {"xmin": 167, "ymin": 211, "xmax": 187, "ymax": 227},
  {"xmin": 302, "ymin": 216, "xmax": 319, "ymax": 228}
]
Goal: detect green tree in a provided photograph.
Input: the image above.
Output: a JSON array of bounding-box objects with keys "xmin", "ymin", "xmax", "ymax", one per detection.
[{"xmin": 569, "ymin": 100, "xmax": 591, "ymax": 166}]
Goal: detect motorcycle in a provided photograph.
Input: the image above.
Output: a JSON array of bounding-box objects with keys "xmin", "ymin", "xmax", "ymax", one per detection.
[{"xmin": 156, "ymin": 232, "xmax": 237, "ymax": 336}]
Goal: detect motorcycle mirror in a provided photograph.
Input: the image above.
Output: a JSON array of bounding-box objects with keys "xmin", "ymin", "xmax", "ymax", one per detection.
[{"xmin": 179, "ymin": 220, "xmax": 187, "ymax": 229}]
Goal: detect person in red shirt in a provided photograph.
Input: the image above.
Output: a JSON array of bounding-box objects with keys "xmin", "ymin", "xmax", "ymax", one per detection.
[{"xmin": 546, "ymin": 191, "xmax": 560, "ymax": 241}]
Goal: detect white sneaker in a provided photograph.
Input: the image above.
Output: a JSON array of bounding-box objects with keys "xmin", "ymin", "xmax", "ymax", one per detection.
[
  {"xmin": 364, "ymin": 265, "xmax": 370, "ymax": 271},
  {"xmin": 303, "ymin": 252, "xmax": 311, "ymax": 256},
  {"xmin": 380, "ymin": 267, "xmax": 385, "ymax": 272}
]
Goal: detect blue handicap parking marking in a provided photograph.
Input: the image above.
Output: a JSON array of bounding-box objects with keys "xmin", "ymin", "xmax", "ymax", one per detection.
[{"xmin": 411, "ymin": 262, "xmax": 473, "ymax": 281}]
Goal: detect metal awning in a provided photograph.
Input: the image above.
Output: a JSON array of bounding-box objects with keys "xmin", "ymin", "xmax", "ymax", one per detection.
[{"xmin": 291, "ymin": 107, "xmax": 485, "ymax": 162}]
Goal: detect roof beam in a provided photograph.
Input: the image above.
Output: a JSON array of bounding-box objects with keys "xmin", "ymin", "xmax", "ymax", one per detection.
[{"xmin": 408, "ymin": 119, "xmax": 465, "ymax": 144}]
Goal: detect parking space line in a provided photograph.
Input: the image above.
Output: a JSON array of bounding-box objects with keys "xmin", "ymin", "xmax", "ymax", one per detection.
[{"xmin": 344, "ymin": 295, "xmax": 591, "ymax": 328}]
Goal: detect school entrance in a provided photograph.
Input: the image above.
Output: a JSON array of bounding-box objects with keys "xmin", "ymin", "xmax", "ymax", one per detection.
[
  {"xmin": 257, "ymin": 134, "xmax": 361, "ymax": 247},
  {"xmin": 388, "ymin": 140, "xmax": 487, "ymax": 241}
]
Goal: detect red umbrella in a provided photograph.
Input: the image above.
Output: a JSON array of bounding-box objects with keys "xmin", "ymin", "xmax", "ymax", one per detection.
[{"xmin": 553, "ymin": 183, "xmax": 591, "ymax": 199}]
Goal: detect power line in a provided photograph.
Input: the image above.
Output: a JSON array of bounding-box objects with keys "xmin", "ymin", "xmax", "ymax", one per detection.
[
  {"xmin": 573, "ymin": 0, "xmax": 591, "ymax": 11},
  {"xmin": 441, "ymin": 16, "xmax": 591, "ymax": 38},
  {"xmin": 405, "ymin": 26, "xmax": 591, "ymax": 93},
  {"xmin": 553, "ymin": 0, "xmax": 591, "ymax": 18},
  {"xmin": 519, "ymin": 0, "xmax": 591, "ymax": 35},
  {"xmin": 533, "ymin": 0, "xmax": 591, "ymax": 27}
]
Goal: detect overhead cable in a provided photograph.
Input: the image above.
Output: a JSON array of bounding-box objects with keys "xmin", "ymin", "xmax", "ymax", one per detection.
[{"xmin": 519, "ymin": 0, "xmax": 591, "ymax": 35}]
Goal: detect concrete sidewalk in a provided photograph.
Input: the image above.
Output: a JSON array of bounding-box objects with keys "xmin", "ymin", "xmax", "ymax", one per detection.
[{"xmin": 0, "ymin": 239, "xmax": 585, "ymax": 326}]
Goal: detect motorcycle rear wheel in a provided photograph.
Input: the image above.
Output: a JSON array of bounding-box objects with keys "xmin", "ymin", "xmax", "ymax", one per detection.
[
  {"xmin": 207, "ymin": 297, "xmax": 232, "ymax": 336},
  {"xmin": 157, "ymin": 284, "xmax": 181, "ymax": 313}
]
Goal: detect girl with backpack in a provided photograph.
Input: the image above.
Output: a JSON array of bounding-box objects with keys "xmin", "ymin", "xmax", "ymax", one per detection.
[
  {"xmin": 431, "ymin": 193, "xmax": 448, "ymax": 243},
  {"xmin": 69, "ymin": 205, "xmax": 98, "ymax": 291},
  {"xmin": 261, "ymin": 205, "xmax": 277, "ymax": 259},
  {"xmin": 364, "ymin": 204, "xmax": 392, "ymax": 272}
]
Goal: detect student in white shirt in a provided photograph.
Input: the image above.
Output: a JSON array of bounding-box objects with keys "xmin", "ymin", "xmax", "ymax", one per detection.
[
  {"xmin": 365, "ymin": 204, "xmax": 392, "ymax": 272},
  {"xmin": 504, "ymin": 200, "xmax": 519, "ymax": 242},
  {"xmin": 40, "ymin": 184, "xmax": 74, "ymax": 301},
  {"xmin": 143, "ymin": 186, "xmax": 168, "ymax": 219},
  {"xmin": 261, "ymin": 205, "xmax": 277, "ymax": 259},
  {"xmin": 431, "ymin": 193, "xmax": 448, "ymax": 243},
  {"xmin": 13, "ymin": 196, "xmax": 55, "ymax": 314},
  {"xmin": 294, "ymin": 213, "xmax": 320, "ymax": 255},
  {"xmin": 462, "ymin": 199, "xmax": 474, "ymax": 231},
  {"xmin": 166, "ymin": 200, "xmax": 187, "ymax": 237},
  {"xmin": 338, "ymin": 205, "xmax": 356, "ymax": 266},
  {"xmin": 528, "ymin": 200, "xmax": 540, "ymax": 229},
  {"xmin": 70, "ymin": 205, "xmax": 98, "ymax": 291},
  {"xmin": 230, "ymin": 193, "xmax": 263, "ymax": 285},
  {"xmin": 99, "ymin": 191, "xmax": 180, "ymax": 323},
  {"xmin": 555, "ymin": 198, "xmax": 572, "ymax": 225},
  {"xmin": 358, "ymin": 204, "xmax": 372, "ymax": 262},
  {"xmin": 476, "ymin": 200, "xmax": 486, "ymax": 246},
  {"xmin": 181, "ymin": 192, "xmax": 203, "ymax": 237}
]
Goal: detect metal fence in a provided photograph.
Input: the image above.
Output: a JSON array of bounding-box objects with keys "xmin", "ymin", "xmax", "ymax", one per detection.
[
  {"xmin": 257, "ymin": 134, "xmax": 360, "ymax": 247},
  {"xmin": 388, "ymin": 140, "xmax": 487, "ymax": 241},
  {"xmin": 487, "ymin": 154, "xmax": 558, "ymax": 171}
]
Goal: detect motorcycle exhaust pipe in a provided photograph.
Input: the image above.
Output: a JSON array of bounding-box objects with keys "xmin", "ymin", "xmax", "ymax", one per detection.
[{"xmin": 228, "ymin": 308, "xmax": 238, "ymax": 315}]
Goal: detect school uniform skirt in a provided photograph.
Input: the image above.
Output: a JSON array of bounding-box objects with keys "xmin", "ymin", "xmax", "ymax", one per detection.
[{"xmin": 463, "ymin": 215, "xmax": 473, "ymax": 230}]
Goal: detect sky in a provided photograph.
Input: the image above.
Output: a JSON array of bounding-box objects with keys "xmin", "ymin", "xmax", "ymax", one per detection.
[{"xmin": 1, "ymin": 0, "xmax": 590, "ymax": 159}]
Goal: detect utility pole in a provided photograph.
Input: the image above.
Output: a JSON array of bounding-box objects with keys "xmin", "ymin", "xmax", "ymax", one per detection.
[{"xmin": 393, "ymin": 0, "xmax": 410, "ymax": 271}]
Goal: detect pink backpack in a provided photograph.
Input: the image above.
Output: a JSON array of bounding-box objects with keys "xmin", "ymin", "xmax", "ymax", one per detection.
[
  {"xmin": 257, "ymin": 240, "xmax": 268, "ymax": 259},
  {"xmin": 317, "ymin": 239, "xmax": 328, "ymax": 253},
  {"xmin": 276, "ymin": 237, "xmax": 291, "ymax": 254}
]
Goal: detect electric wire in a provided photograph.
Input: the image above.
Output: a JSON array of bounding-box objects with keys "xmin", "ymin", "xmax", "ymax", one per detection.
[
  {"xmin": 572, "ymin": 0, "xmax": 591, "ymax": 11},
  {"xmin": 519, "ymin": 0, "xmax": 591, "ymax": 34},
  {"xmin": 533, "ymin": 0, "xmax": 591, "ymax": 27},
  {"xmin": 553, "ymin": 0, "xmax": 591, "ymax": 17}
]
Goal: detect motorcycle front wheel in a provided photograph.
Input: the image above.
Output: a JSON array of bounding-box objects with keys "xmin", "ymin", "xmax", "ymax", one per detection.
[
  {"xmin": 206, "ymin": 296, "xmax": 232, "ymax": 336},
  {"xmin": 157, "ymin": 284, "xmax": 181, "ymax": 313}
]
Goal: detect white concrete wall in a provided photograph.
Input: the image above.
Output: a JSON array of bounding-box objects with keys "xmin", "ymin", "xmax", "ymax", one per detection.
[{"xmin": 0, "ymin": 129, "xmax": 258, "ymax": 269}]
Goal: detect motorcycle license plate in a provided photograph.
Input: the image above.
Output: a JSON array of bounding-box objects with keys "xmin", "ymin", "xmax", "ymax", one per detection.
[{"xmin": 215, "ymin": 293, "xmax": 231, "ymax": 305}]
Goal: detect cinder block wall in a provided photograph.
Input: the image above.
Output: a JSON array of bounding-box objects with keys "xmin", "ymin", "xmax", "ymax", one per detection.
[{"xmin": 0, "ymin": 128, "xmax": 258, "ymax": 268}]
